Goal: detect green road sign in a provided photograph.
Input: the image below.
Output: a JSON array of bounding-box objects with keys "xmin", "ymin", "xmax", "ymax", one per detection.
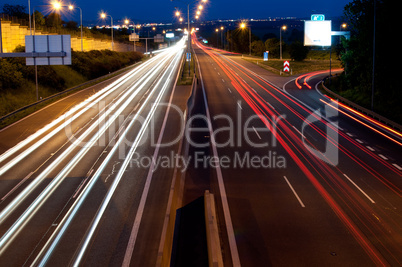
[{"xmin": 311, "ymin": 14, "xmax": 325, "ymax": 21}]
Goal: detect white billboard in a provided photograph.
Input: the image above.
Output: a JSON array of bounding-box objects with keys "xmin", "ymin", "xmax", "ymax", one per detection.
[
  {"xmin": 25, "ymin": 35, "xmax": 71, "ymax": 65},
  {"xmin": 304, "ymin": 20, "xmax": 332, "ymax": 46},
  {"xmin": 165, "ymin": 32, "xmax": 174, "ymax": 38}
]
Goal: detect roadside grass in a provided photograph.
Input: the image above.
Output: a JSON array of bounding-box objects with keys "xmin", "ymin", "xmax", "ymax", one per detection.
[
  {"xmin": 52, "ymin": 65, "xmax": 87, "ymax": 88},
  {"xmin": 242, "ymin": 50, "xmax": 343, "ymax": 75},
  {"xmin": 0, "ymin": 51, "xmax": 143, "ymax": 129},
  {"xmin": 178, "ymin": 55, "xmax": 195, "ymax": 85}
]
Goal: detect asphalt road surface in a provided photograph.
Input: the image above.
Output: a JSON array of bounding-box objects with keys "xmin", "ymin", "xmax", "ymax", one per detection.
[
  {"xmin": 0, "ymin": 33, "xmax": 401, "ymax": 267},
  {"xmin": 0, "ymin": 38, "xmax": 189, "ymax": 266},
  {"xmin": 186, "ymin": 37, "xmax": 401, "ymax": 266}
]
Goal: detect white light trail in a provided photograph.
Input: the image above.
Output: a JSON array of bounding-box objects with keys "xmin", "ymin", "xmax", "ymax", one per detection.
[
  {"xmin": 0, "ymin": 41, "xmax": 185, "ymax": 255},
  {"xmin": 33, "ymin": 39, "xmax": 185, "ymax": 266},
  {"xmin": 0, "ymin": 52, "xmax": 165, "ymax": 176}
]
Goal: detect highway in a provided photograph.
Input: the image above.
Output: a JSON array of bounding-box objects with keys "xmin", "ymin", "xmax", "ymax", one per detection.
[
  {"xmin": 0, "ymin": 32, "xmax": 401, "ymax": 266},
  {"xmin": 0, "ymin": 38, "xmax": 188, "ymax": 266},
  {"xmin": 187, "ymin": 37, "xmax": 402, "ymax": 266}
]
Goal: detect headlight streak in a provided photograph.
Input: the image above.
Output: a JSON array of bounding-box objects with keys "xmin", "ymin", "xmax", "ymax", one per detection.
[
  {"xmin": 33, "ymin": 41, "xmax": 185, "ymax": 266},
  {"xmin": 0, "ymin": 50, "xmax": 167, "ymax": 177},
  {"xmin": 0, "ymin": 41, "xmax": 185, "ymax": 255},
  {"xmin": 195, "ymin": 38, "xmax": 391, "ymax": 266}
]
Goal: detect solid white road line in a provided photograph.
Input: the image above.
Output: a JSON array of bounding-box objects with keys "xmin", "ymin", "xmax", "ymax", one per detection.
[
  {"xmin": 343, "ymin": 174, "xmax": 375, "ymax": 204},
  {"xmin": 34, "ymin": 42, "xmax": 185, "ymax": 266},
  {"xmin": 195, "ymin": 52, "xmax": 241, "ymax": 267},
  {"xmin": 392, "ymin": 163, "xmax": 402, "ymax": 171},
  {"xmin": 378, "ymin": 154, "xmax": 388, "ymax": 160},
  {"xmin": 283, "ymin": 176, "xmax": 305, "ymax": 208},
  {"xmin": 252, "ymin": 126, "xmax": 262, "ymax": 140},
  {"xmin": 122, "ymin": 50, "xmax": 183, "ymax": 267}
]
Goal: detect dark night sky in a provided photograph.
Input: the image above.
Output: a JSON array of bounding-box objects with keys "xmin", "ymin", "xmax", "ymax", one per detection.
[{"xmin": 2, "ymin": 0, "xmax": 352, "ymax": 23}]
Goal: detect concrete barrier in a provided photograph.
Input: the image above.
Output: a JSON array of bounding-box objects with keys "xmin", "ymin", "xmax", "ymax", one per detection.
[
  {"xmin": 204, "ymin": 190, "xmax": 224, "ymax": 267},
  {"xmin": 156, "ymin": 74, "xmax": 197, "ymax": 267}
]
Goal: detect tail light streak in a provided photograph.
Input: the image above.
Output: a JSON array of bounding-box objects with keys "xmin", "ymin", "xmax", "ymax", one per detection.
[{"xmin": 195, "ymin": 38, "xmax": 396, "ymax": 265}]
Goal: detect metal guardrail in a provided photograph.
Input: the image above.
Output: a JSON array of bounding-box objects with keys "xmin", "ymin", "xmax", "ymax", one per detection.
[
  {"xmin": 0, "ymin": 62, "xmax": 139, "ymax": 125},
  {"xmin": 321, "ymin": 78, "xmax": 402, "ymax": 132}
]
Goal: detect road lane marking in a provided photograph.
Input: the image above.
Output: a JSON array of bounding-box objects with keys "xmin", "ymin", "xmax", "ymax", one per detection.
[
  {"xmin": 283, "ymin": 176, "xmax": 305, "ymax": 208},
  {"xmin": 366, "ymin": 146, "xmax": 375, "ymax": 152},
  {"xmin": 237, "ymin": 102, "xmax": 242, "ymax": 110},
  {"xmin": 392, "ymin": 163, "xmax": 402, "ymax": 171},
  {"xmin": 222, "ymin": 79, "xmax": 225, "ymax": 83},
  {"xmin": 227, "ymin": 88, "xmax": 232, "ymax": 93},
  {"xmin": 292, "ymin": 126, "xmax": 306, "ymax": 139},
  {"xmin": 252, "ymin": 126, "xmax": 262, "ymax": 139},
  {"xmin": 378, "ymin": 154, "xmax": 388, "ymax": 160},
  {"xmin": 1, "ymin": 172, "xmax": 33, "ymax": 201},
  {"xmin": 343, "ymin": 174, "xmax": 375, "ymax": 204},
  {"xmin": 195, "ymin": 52, "xmax": 241, "ymax": 267},
  {"xmin": 30, "ymin": 43, "xmax": 186, "ymax": 266},
  {"xmin": 266, "ymin": 101, "xmax": 275, "ymax": 110},
  {"xmin": 355, "ymin": 139, "xmax": 363, "ymax": 144}
]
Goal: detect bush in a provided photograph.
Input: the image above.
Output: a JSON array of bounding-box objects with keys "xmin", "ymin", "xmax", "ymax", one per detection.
[
  {"xmin": 0, "ymin": 60, "xmax": 24, "ymax": 90},
  {"xmin": 71, "ymin": 50, "xmax": 142, "ymax": 79}
]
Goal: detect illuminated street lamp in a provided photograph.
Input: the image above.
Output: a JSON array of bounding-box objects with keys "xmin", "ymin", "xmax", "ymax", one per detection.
[
  {"xmin": 68, "ymin": 4, "xmax": 83, "ymax": 51},
  {"xmin": 240, "ymin": 22, "xmax": 251, "ymax": 55},
  {"xmin": 341, "ymin": 23, "xmax": 347, "ymax": 30},
  {"xmin": 33, "ymin": 2, "xmax": 62, "ymax": 34},
  {"xmin": 220, "ymin": 26, "xmax": 224, "ymax": 49},
  {"xmin": 215, "ymin": 28, "xmax": 219, "ymax": 48},
  {"xmin": 280, "ymin": 25, "xmax": 286, "ymax": 60},
  {"xmin": 52, "ymin": 1, "xmax": 61, "ymax": 10},
  {"xmin": 125, "ymin": 19, "xmax": 137, "ymax": 52},
  {"xmin": 100, "ymin": 12, "xmax": 114, "ymax": 51},
  {"xmin": 171, "ymin": 0, "xmax": 208, "ymax": 55}
]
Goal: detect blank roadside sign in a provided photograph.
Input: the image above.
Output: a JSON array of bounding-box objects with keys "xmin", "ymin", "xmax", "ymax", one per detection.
[
  {"xmin": 304, "ymin": 20, "xmax": 332, "ymax": 46},
  {"xmin": 25, "ymin": 35, "xmax": 71, "ymax": 65}
]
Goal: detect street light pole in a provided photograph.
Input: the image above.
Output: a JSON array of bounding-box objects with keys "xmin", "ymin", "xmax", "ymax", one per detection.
[
  {"xmin": 249, "ymin": 26, "xmax": 251, "ymax": 55},
  {"xmin": 68, "ymin": 5, "xmax": 83, "ymax": 51},
  {"xmin": 171, "ymin": 0, "xmax": 207, "ymax": 71},
  {"xmin": 33, "ymin": 3, "xmax": 62, "ymax": 101},
  {"xmin": 125, "ymin": 19, "xmax": 137, "ymax": 52},
  {"xmin": 280, "ymin": 25, "xmax": 286, "ymax": 60},
  {"xmin": 101, "ymin": 13, "xmax": 114, "ymax": 51},
  {"xmin": 63, "ymin": 5, "xmax": 84, "ymax": 52},
  {"xmin": 240, "ymin": 22, "xmax": 251, "ymax": 55}
]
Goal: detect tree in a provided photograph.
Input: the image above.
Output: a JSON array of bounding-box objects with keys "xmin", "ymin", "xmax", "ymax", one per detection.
[
  {"xmin": 226, "ymin": 28, "xmax": 259, "ymax": 54},
  {"xmin": 0, "ymin": 60, "xmax": 24, "ymax": 90},
  {"xmin": 341, "ymin": 0, "xmax": 401, "ymax": 122},
  {"xmin": 251, "ymin": 40, "xmax": 265, "ymax": 56},
  {"xmin": 264, "ymin": 38, "xmax": 280, "ymax": 58},
  {"xmin": 289, "ymin": 41, "xmax": 309, "ymax": 61},
  {"xmin": 65, "ymin": 21, "xmax": 78, "ymax": 31},
  {"xmin": 45, "ymin": 12, "xmax": 63, "ymax": 29},
  {"xmin": 2, "ymin": 4, "xmax": 28, "ymax": 20},
  {"xmin": 33, "ymin": 10, "xmax": 45, "ymax": 29}
]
